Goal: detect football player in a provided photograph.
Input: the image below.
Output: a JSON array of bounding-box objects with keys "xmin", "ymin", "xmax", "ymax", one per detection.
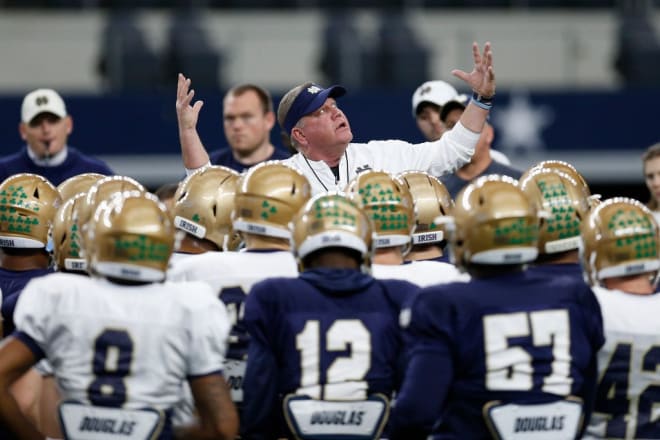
[
  {"xmin": 168, "ymin": 165, "xmax": 240, "ymax": 267},
  {"xmin": 241, "ymin": 193, "xmax": 419, "ymax": 439},
  {"xmin": 389, "ymin": 175, "xmax": 605, "ymax": 439},
  {"xmin": 519, "ymin": 164, "xmax": 592, "ymax": 282},
  {"xmin": 0, "ymin": 191, "xmax": 238, "ymax": 439},
  {"xmin": 0, "ymin": 173, "xmax": 61, "ymax": 336},
  {"xmin": 581, "ymin": 198, "xmax": 660, "ymax": 439},
  {"xmin": 169, "ymin": 161, "xmax": 311, "ymax": 411},
  {"xmin": 346, "ymin": 170, "xmax": 462, "ymax": 286},
  {"xmin": 398, "ymin": 170, "xmax": 454, "ymax": 263},
  {"xmin": 0, "ymin": 173, "xmax": 60, "ymax": 438},
  {"xmin": 56, "ymin": 172, "xmax": 105, "ymax": 202}
]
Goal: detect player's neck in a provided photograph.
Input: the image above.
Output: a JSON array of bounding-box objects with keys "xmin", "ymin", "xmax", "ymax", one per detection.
[
  {"xmin": 0, "ymin": 249, "xmax": 50, "ymax": 271},
  {"xmin": 177, "ymin": 235, "xmax": 219, "ymax": 254},
  {"xmin": 468, "ymin": 263, "xmax": 525, "ymax": 278},
  {"xmin": 534, "ymin": 249, "xmax": 579, "ymax": 265},
  {"xmin": 305, "ymin": 252, "xmax": 360, "ymax": 270},
  {"xmin": 233, "ymin": 143, "xmax": 274, "ymax": 166},
  {"xmin": 604, "ymin": 274, "xmax": 655, "ymax": 295},
  {"xmin": 243, "ymin": 234, "xmax": 290, "ymax": 251},
  {"xmin": 373, "ymin": 248, "xmax": 405, "ymax": 265},
  {"xmin": 405, "ymin": 245, "xmax": 442, "ymax": 262}
]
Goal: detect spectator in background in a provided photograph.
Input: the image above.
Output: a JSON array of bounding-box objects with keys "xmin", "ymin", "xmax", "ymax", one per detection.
[
  {"xmin": 642, "ymin": 142, "xmax": 660, "ymax": 224},
  {"xmin": 437, "ymin": 95, "xmax": 522, "ymax": 198},
  {"xmin": 177, "ymin": 78, "xmax": 289, "ymax": 173},
  {"xmin": 411, "ymin": 79, "xmax": 512, "ymax": 164},
  {"xmin": 0, "ymin": 89, "xmax": 113, "ymax": 186}
]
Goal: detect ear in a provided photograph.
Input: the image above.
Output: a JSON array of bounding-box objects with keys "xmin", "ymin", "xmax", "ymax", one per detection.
[
  {"xmin": 65, "ymin": 116, "xmax": 73, "ymax": 135},
  {"xmin": 291, "ymin": 126, "xmax": 307, "ymax": 149},
  {"xmin": 18, "ymin": 122, "xmax": 27, "ymax": 140},
  {"xmin": 264, "ymin": 111, "xmax": 276, "ymax": 130}
]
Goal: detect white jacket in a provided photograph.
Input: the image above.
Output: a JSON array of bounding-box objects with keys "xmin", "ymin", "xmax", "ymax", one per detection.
[{"xmin": 283, "ymin": 121, "xmax": 478, "ymax": 195}]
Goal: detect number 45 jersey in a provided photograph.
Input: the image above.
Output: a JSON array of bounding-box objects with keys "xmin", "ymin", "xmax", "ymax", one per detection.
[
  {"xmin": 585, "ymin": 286, "xmax": 660, "ymax": 440},
  {"xmin": 389, "ymin": 270, "xmax": 605, "ymax": 439},
  {"xmin": 12, "ymin": 272, "xmax": 230, "ymax": 417}
]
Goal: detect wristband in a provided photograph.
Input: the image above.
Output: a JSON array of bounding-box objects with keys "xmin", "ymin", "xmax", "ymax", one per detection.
[{"xmin": 471, "ymin": 91, "xmax": 494, "ymax": 110}]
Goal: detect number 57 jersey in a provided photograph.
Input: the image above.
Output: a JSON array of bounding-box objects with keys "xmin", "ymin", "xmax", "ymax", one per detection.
[
  {"xmin": 13, "ymin": 272, "xmax": 230, "ymax": 415},
  {"xmin": 390, "ymin": 270, "xmax": 605, "ymax": 439}
]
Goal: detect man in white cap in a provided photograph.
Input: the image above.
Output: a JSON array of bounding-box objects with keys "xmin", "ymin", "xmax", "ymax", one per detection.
[
  {"xmin": 411, "ymin": 80, "xmax": 467, "ymax": 142},
  {"xmin": 0, "ymin": 88, "xmax": 113, "ymax": 185},
  {"xmin": 411, "ymin": 79, "xmax": 512, "ymax": 167},
  {"xmin": 178, "ymin": 42, "xmax": 496, "ymax": 195}
]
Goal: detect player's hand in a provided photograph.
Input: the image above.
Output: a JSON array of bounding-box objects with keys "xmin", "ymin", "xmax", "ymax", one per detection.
[
  {"xmin": 176, "ymin": 73, "xmax": 204, "ymax": 130},
  {"xmin": 452, "ymin": 41, "xmax": 496, "ymax": 98}
]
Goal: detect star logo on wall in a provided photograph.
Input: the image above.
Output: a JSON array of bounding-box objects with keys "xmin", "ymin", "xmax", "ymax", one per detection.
[{"xmin": 491, "ymin": 90, "xmax": 554, "ymax": 155}]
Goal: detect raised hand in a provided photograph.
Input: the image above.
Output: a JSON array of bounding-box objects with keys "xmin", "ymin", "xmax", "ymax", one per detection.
[
  {"xmin": 452, "ymin": 42, "xmax": 496, "ymax": 98},
  {"xmin": 176, "ymin": 73, "xmax": 204, "ymax": 130}
]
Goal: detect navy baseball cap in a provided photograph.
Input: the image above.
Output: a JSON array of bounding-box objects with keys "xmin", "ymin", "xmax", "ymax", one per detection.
[{"xmin": 278, "ymin": 83, "xmax": 347, "ymax": 135}]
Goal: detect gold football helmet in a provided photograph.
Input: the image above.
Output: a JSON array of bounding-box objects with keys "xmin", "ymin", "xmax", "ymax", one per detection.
[
  {"xmin": 52, "ymin": 193, "xmax": 87, "ymax": 272},
  {"xmin": 528, "ymin": 160, "xmax": 600, "ymax": 207},
  {"xmin": 581, "ymin": 197, "xmax": 660, "ymax": 286},
  {"xmin": 345, "ymin": 170, "xmax": 415, "ymax": 250},
  {"xmin": 0, "ymin": 173, "xmax": 61, "ymax": 248},
  {"xmin": 519, "ymin": 167, "xmax": 590, "ymax": 254},
  {"xmin": 291, "ymin": 193, "xmax": 373, "ymax": 269},
  {"xmin": 85, "ymin": 191, "xmax": 174, "ymax": 282},
  {"xmin": 232, "ymin": 161, "xmax": 312, "ymax": 239},
  {"xmin": 450, "ymin": 175, "xmax": 539, "ymax": 269},
  {"xmin": 57, "ymin": 173, "xmax": 105, "ymax": 202},
  {"xmin": 78, "ymin": 176, "xmax": 146, "ymax": 232},
  {"xmin": 173, "ymin": 165, "xmax": 241, "ymax": 251},
  {"xmin": 398, "ymin": 171, "xmax": 453, "ymax": 245}
]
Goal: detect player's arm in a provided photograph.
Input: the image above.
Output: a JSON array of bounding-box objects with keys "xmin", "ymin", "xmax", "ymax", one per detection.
[
  {"xmin": 38, "ymin": 374, "xmax": 63, "ymax": 439},
  {"xmin": 388, "ymin": 293, "xmax": 454, "ymax": 440},
  {"xmin": 0, "ymin": 336, "xmax": 43, "ymax": 439},
  {"xmin": 174, "ymin": 373, "xmax": 238, "ymax": 440},
  {"xmin": 176, "ymin": 73, "xmax": 211, "ymax": 171}
]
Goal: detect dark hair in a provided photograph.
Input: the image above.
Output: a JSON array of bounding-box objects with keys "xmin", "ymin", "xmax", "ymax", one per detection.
[
  {"xmin": 225, "ymin": 84, "xmax": 273, "ymax": 114},
  {"xmin": 642, "ymin": 142, "xmax": 660, "ymax": 210},
  {"xmin": 154, "ymin": 182, "xmax": 179, "ymax": 202}
]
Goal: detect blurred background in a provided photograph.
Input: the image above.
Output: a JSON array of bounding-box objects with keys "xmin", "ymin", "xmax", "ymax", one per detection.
[{"xmin": 0, "ymin": 0, "xmax": 657, "ymax": 201}]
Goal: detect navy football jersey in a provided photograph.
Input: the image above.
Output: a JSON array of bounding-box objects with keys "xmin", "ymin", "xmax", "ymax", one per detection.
[
  {"xmin": 389, "ymin": 269, "xmax": 604, "ymax": 439},
  {"xmin": 241, "ymin": 268, "xmax": 419, "ymax": 439},
  {"xmin": 0, "ymin": 267, "xmax": 52, "ymax": 337},
  {"xmin": 527, "ymin": 262, "xmax": 585, "ymax": 284}
]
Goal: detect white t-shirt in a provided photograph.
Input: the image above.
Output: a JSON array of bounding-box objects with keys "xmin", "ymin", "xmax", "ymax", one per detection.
[
  {"xmin": 584, "ymin": 285, "xmax": 660, "ymax": 439},
  {"xmin": 168, "ymin": 249, "xmax": 298, "ymax": 291},
  {"xmin": 168, "ymin": 249, "xmax": 298, "ymax": 410},
  {"xmin": 371, "ymin": 260, "xmax": 468, "ymax": 287},
  {"xmin": 14, "ymin": 272, "xmax": 230, "ymax": 411},
  {"xmin": 283, "ymin": 121, "xmax": 478, "ymax": 195}
]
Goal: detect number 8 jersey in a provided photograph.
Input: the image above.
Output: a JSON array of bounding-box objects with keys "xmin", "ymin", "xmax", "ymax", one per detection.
[{"xmin": 12, "ymin": 272, "xmax": 230, "ymax": 426}]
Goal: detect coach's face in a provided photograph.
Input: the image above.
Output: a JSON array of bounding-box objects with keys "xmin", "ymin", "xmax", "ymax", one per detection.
[
  {"xmin": 292, "ymin": 98, "xmax": 353, "ymax": 156},
  {"xmin": 19, "ymin": 112, "xmax": 72, "ymax": 159}
]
